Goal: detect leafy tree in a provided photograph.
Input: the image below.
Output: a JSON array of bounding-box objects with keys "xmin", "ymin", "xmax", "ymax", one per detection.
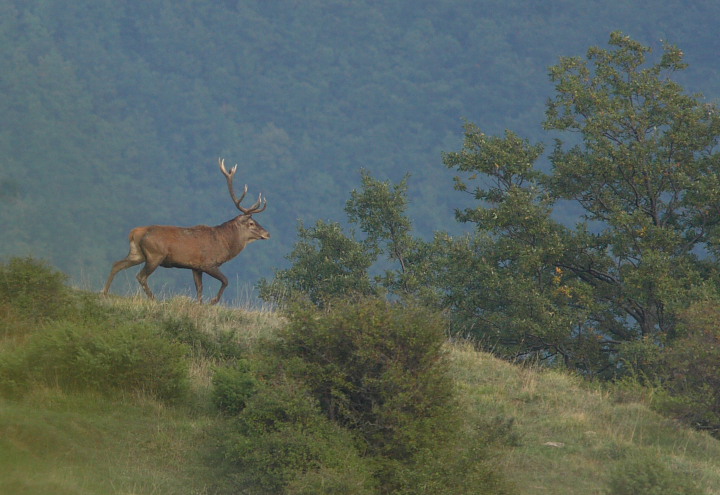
[
  {"xmin": 545, "ymin": 31, "xmax": 720, "ymax": 341},
  {"xmin": 441, "ymin": 128, "xmax": 606, "ymax": 369},
  {"xmin": 260, "ymin": 171, "xmax": 435, "ymax": 307},
  {"xmin": 344, "ymin": 170, "xmax": 432, "ymax": 296},
  {"xmin": 345, "ymin": 171, "xmax": 413, "ymax": 272},
  {"xmin": 258, "ymin": 220, "xmax": 376, "ymax": 307},
  {"xmin": 442, "ymin": 33, "xmax": 720, "ymax": 375}
]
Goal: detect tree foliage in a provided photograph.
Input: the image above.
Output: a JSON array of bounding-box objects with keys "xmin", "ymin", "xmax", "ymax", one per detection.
[
  {"xmin": 261, "ymin": 171, "xmax": 437, "ymax": 306},
  {"xmin": 265, "ymin": 34, "xmax": 720, "ymax": 386},
  {"xmin": 440, "ymin": 128, "xmax": 603, "ymax": 368},
  {"xmin": 436, "ymin": 33, "xmax": 720, "ymax": 376},
  {"xmin": 345, "ymin": 171, "xmax": 413, "ymax": 276},
  {"xmin": 344, "ymin": 171, "xmax": 440, "ymax": 297},
  {"xmin": 258, "ymin": 220, "xmax": 376, "ymax": 307},
  {"xmin": 545, "ymin": 31, "xmax": 720, "ymax": 340}
]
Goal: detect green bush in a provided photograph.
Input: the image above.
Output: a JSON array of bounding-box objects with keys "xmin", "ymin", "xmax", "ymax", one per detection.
[
  {"xmin": 394, "ymin": 436, "xmax": 515, "ymax": 495},
  {"xmin": 215, "ymin": 298, "xmax": 513, "ymax": 495},
  {"xmin": 0, "ymin": 321, "xmax": 189, "ymax": 401},
  {"xmin": 270, "ymin": 298, "xmax": 514, "ymax": 494},
  {"xmin": 275, "ymin": 298, "xmax": 454, "ymax": 461},
  {"xmin": 0, "ymin": 257, "xmax": 69, "ymax": 321},
  {"xmin": 654, "ymin": 301, "xmax": 720, "ymax": 436},
  {"xmin": 605, "ymin": 453, "xmax": 702, "ymax": 495},
  {"xmin": 220, "ymin": 381, "xmax": 375, "ymax": 495},
  {"xmin": 211, "ymin": 360, "xmax": 257, "ymax": 415}
]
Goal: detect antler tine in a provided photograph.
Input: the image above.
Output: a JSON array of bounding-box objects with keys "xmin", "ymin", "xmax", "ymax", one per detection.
[
  {"xmin": 238, "ymin": 193, "xmax": 267, "ymax": 215},
  {"xmin": 219, "ymin": 157, "xmax": 247, "ymax": 210},
  {"xmin": 218, "ymin": 157, "xmax": 235, "ymax": 178}
]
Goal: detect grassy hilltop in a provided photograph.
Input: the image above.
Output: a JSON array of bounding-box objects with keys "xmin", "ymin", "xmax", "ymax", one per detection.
[{"xmin": 1, "ymin": 259, "xmax": 719, "ymax": 494}]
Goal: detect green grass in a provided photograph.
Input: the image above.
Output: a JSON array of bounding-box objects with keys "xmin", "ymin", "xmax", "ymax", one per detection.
[
  {"xmin": 449, "ymin": 343, "xmax": 720, "ymax": 494},
  {"xmin": 1, "ymin": 294, "xmax": 719, "ymax": 494},
  {"xmin": 0, "ymin": 388, "xmax": 217, "ymax": 494}
]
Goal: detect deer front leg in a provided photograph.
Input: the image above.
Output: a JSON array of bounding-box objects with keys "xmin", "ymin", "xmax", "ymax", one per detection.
[
  {"xmin": 203, "ymin": 267, "xmax": 228, "ymax": 305},
  {"xmin": 192, "ymin": 269, "xmax": 204, "ymax": 303}
]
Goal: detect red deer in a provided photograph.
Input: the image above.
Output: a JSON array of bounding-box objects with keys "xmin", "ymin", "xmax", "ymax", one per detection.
[{"xmin": 102, "ymin": 158, "xmax": 270, "ymax": 304}]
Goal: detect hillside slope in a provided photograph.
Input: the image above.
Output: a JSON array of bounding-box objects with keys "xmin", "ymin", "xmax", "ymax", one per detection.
[
  {"xmin": 451, "ymin": 345, "xmax": 720, "ymax": 494},
  {"xmin": 1, "ymin": 293, "xmax": 719, "ymax": 494}
]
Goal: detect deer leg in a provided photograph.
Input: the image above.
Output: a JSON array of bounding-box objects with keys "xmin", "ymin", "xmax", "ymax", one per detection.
[
  {"xmin": 203, "ymin": 267, "xmax": 229, "ymax": 305},
  {"xmin": 103, "ymin": 237, "xmax": 146, "ymax": 296},
  {"xmin": 136, "ymin": 260, "xmax": 161, "ymax": 300},
  {"xmin": 192, "ymin": 269, "xmax": 203, "ymax": 303},
  {"xmin": 102, "ymin": 254, "xmax": 145, "ymax": 295}
]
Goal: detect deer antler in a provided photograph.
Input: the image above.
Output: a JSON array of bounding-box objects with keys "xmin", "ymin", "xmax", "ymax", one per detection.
[
  {"xmin": 219, "ymin": 158, "xmax": 267, "ymax": 215},
  {"xmin": 219, "ymin": 157, "xmax": 247, "ymax": 210}
]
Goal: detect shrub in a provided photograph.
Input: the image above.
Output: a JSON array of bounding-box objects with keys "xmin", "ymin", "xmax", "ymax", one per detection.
[
  {"xmin": 0, "ymin": 257, "xmax": 69, "ymax": 321},
  {"xmin": 605, "ymin": 453, "xmax": 702, "ymax": 495},
  {"xmin": 216, "ymin": 298, "xmax": 513, "ymax": 494},
  {"xmin": 270, "ymin": 298, "xmax": 516, "ymax": 494},
  {"xmin": 275, "ymin": 298, "xmax": 454, "ymax": 461},
  {"xmin": 611, "ymin": 299, "xmax": 720, "ymax": 437},
  {"xmin": 161, "ymin": 315, "xmax": 214, "ymax": 355},
  {"xmin": 393, "ymin": 434, "xmax": 515, "ymax": 495},
  {"xmin": 0, "ymin": 321, "xmax": 189, "ymax": 401},
  {"xmin": 655, "ymin": 301, "xmax": 720, "ymax": 435},
  {"xmin": 211, "ymin": 360, "xmax": 257, "ymax": 415},
  {"xmin": 220, "ymin": 381, "xmax": 375, "ymax": 495}
]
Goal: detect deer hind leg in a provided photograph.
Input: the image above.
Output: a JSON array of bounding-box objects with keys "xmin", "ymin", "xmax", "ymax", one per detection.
[
  {"xmin": 203, "ymin": 267, "xmax": 228, "ymax": 305},
  {"xmin": 192, "ymin": 269, "xmax": 203, "ymax": 303},
  {"xmin": 102, "ymin": 243, "xmax": 145, "ymax": 295},
  {"xmin": 136, "ymin": 257, "xmax": 162, "ymax": 300}
]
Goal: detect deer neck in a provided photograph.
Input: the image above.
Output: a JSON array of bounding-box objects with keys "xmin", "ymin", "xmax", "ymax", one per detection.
[{"xmin": 217, "ymin": 217, "xmax": 252, "ymax": 255}]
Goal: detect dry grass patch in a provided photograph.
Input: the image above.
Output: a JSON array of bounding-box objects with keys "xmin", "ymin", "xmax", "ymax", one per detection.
[{"xmin": 102, "ymin": 294, "xmax": 283, "ymax": 346}]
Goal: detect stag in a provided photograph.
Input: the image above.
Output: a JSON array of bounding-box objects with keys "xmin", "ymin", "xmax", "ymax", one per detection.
[{"xmin": 102, "ymin": 158, "xmax": 270, "ymax": 304}]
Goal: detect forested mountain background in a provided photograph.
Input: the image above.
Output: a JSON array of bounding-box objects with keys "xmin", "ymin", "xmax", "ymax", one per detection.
[{"xmin": 2, "ymin": 0, "xmax": 720, "ymax": 299}]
